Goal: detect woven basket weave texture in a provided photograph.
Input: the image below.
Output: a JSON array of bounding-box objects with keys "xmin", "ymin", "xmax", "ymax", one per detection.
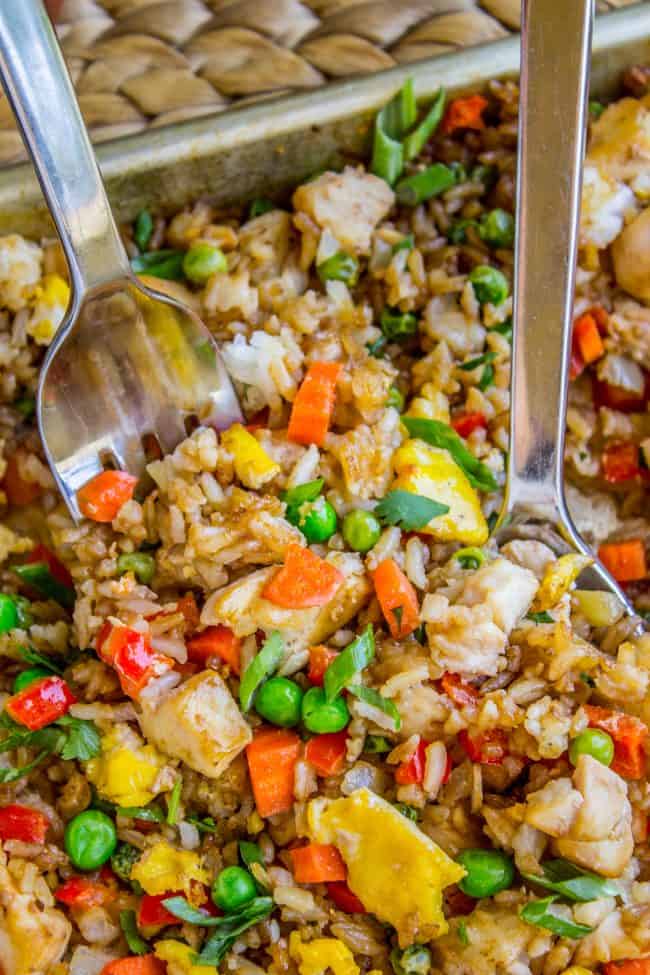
[{"xmin": 0, "ymin": 0, "xmax": 643, "ymax": 164}]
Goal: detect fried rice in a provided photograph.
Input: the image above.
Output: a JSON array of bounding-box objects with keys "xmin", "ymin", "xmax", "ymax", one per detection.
[{"xmin": 0, "ymin": 69, "xmax": 649, "ymax": 975}]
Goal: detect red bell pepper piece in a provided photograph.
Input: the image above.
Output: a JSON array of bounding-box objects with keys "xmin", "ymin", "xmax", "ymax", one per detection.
[
  {"xmin": 441, "ymin": 94, "xmax": 488, "ymax": 134},
  {"xmin": 451, "ymin": 412, "xmax": 487, "ymax": 439},
  {"xmin": 593, "ymin": 370, "xmax": 650, "ymax": 414},
  {"xmin": 308, "ymin": 645, "xmax": 339, "ymax": 686},
  {"xmin": 137, "ymin": 892, "xmax": 180, "ymax": 928},
  {"xmin": 96, "ymin": 621, "xmax": 173, "ymax": 698},
  {"xmin": 602, "ymin": 442, "xmax": 642, "ymax": 483},
  {"xmin": 187, "ymin": 625, "xmax": 241, "ymax": 674},
  {"xmin": 458, "ymin": 728, "xmax": 508, "ymax": 765},
  {"xmin": 0, "ymin": 803, "xmax": 49, "ymax": 843},
  {"xmin": 445, "ymin": 884, "xmax": 477, "ymax": 916},
  {"xmin": 25, "ymin": 543, "xmax": 74, "ymax": 589},
  {"xmin": 584, "ymin": 705, "xmax": 648, "ymax": 779},
  {"xmin": 5, "ymin": 675, "xmax": 76, "ymax": 730},
  {"xmin": 440, "ymin": 672, "xmax": 479, "ymax": 710},
  {"xmin": 603, "ymin": 961, "xmax": 650, "ymax": 975},
  {"xmin": 305, "ymin": 731, "xmax": 348, "ymax": 776},
  {"xmin": 56, "ymin": 875, "xmax": 116, "ymax": 908},
  {"xmin": 394, "ymin": 738, "xmax": 428, "ymax": 785},
  {"xmin": 326, "ymin": 881, "xmax": 366, "ymax": 913}
]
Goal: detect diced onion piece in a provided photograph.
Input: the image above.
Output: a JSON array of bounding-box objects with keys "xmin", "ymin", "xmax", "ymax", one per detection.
[
  {"xmin": 596, "ymin": 353, "xmax": 644, "ymax": 394},
  {"xmin": 573, "ymin": 589, "xmax": 625, "ymax": 627}
]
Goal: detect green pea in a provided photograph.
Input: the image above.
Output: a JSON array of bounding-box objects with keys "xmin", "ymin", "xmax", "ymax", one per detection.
[
  {"xmin": 569, "ymin": 728, "xmax": 614, "ymax": 768},
  {"xmin": 386, "ymin": 386, "xmax": 404, "ymax": 411},
  {"xmin": 116, "ymin": 552, "xmax": 156, "ymax": 585},
  {"xmin": 380, "ymin": 307, "xmax": 418, "ymax": 340},
  {"xmin": 302, "ymin": 686, "xmax": 349, "ymax": 734},
  {"xmin": 296, "ymin": 497, "xmax": 337, "ymax": 544},
  {"xmin": 0, "ymin": 594, "xmax": 18, "ymax": 634},
  {"xmin": 390, "ymin": 945, "xmax": 431, "ymax": 975},
  {"xmin": 212, "ymin": 865, "xmax": 257, "ymax": 912},
  {"xmin": 457, "ymin": 848, "xmax": 514, "ymax": 898},
  {"xmin": 479, "ymin": 209, "xmax": 514, "ymax": 249},
  {"xmin": 342, "ymin": 509, "xmax": 381, "ymax": 553},
  {"xmin": 317, "ymin": 252, "xmax": 359, "ymax": 286},
  {"xmin": 13, "ymin": 666, "xmax": 51, "ymax": 693},
  {"xmin": 182, "ymin": 244, "xmax": 228, "ymax": 284},
  {"xmin": 254, "ymin": 677, "xmax": 303, "ymax": 728},
  {"xmin": 468, "ymin": 266, "xmax": 509, "ymax": 305},
  {"xmin": 65, "ymin": 810, "xmax": 117, "ymax": 870}
]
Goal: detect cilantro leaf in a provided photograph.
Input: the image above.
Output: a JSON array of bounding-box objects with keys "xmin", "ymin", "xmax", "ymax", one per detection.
[
  {"xmin": 162, "ymin": 895, "xmax": 274, "ymax": 965},
  {"xmin": 402, "ymin": 417, "xmax": 498, "ymax": 493},
  {"xmin": 375, "ymin": 489, "xmax": 449, "ymax": 531},
  {"xmin": 527, "ymin": 611, "xmax": 554, "ymax": 624},
  {"xmin": 56, "ymin": 716, "xmax": 101, "ymax": 761},
  {"xmin": 0, "ymin": 750, "xmax": 50, "ymax": 783},
  {"xmin": 187, "ymin": 814, "xmax": 218, "ymax": 833},
  {"xmin": 17, "ymin": 646, "xmax": 64, "ymax": 674}
]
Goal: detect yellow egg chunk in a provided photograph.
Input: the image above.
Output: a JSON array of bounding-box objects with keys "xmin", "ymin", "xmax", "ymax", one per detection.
[
  {"xmin": 392, "ymin": 439, "xmax": 488, "ymax": 545},
  {"xmin": 307, "ymin": 788, "xmax": 465, "ymax": 946},
  {"xmin": 290, "ymin": 933, "xmax": 359, "ymax": 975},
  {"xmin": 155, "ymin": 939, "xmax": 215, "ymax": 975},
  {"xmin": 534, "ymin": 553, "xmax": 592, "ymax": 611},
  {"xmin": 85, "ymin": 726, "xmax": 167, "ymax": 807},
  {"xmin": 131, "ymin": 841, "xmax": 208, "ymax": 896},
  {"xmin": 221, "ymin": 423, "xmax": 280, "ymax": 489}
]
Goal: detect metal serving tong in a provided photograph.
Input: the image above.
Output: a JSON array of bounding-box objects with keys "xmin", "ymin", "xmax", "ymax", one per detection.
[
  {"xmin": 0, "ymin": 0, "xmax": 242, "ymax": 520},
  {"xmin": 496, "ymin": 0, "xmax": 641, "ymax": 621}
]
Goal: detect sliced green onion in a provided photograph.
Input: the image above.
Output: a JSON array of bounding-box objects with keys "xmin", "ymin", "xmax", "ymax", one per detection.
[
  {"xmin": 386, "ymin": 386, "xmax": 404, "ymax": 411},
  {"xmin": 324, "ymin": 625, "xmax": 375, "ymax": 702},
  {"xmin": 380, "ymin": 307, "xmax": 418, "ymax": 340},
  {"xmin": 364, "ymin": 734, "xmax": 393, "ymax": 753},
  {"xmin": 280, "ymin": 479, "xmax": 324, "ymax": 523},
  {"xmin": 396, "ymin": 163, "xmax": 457, "ymax": 206},
  {"xmin": 490, "ymin": 317, "xmax": 513, "ymax": 342},
  {"xmin": 392, "ymin": 234, "xmax": 414, "ymax": 254},
  {"xmin": 134, "ymin": 210, "xmax": 154, "ymax": 252},
  {"xmin": 239, "ymin": 840, "xmax": 264, "ymax": 869},
  {"xmin": 12, "ymin": 562, "xmax": 75, "ymax": 610},
  {"xmin": 317, "ymin": 252, "xmax": 359, "ymax": 286},
  {"xmin": 130, "ymin": 249, "xmax": 185, "ymax": 281},
  {"xmin": 402, "ymin": 417, "xmax": 498, "ymax": 493},
  {"xmin": 455, "ymin": 547, "xmax": 485, "ymax": 570},
  {"xmin": 116, "ymin": 552, "xmax": 155, "ymax": 585},
  {"xmin": 18, "ymin": 645, "xmax": 63, "ymax": 674},
  {"xmin": 519, "ymin": 896, "xmax": 593, "ymax": 939},
  {"xmin": 371, "ymin": 79, "xmax": 417, "ymax": 185},
  {"xmin": 166, "ymin": 777, "xmax": 182, "ymax": 825},
  {"xmin": 478, "ymin": 363, "xmax": 495, "ymax": 391},
  {"xmin": 249, "ymin": 199, "xmax": 276, "ymax": 219},
  {"xmin": 520, "ymin": 859, "xmax": 620, "ymax": 903},
  {"xmin": 346, "ymin": 684, "xmax": 401, "ymax": 730},
  {"xmin": 183, "ymin": 244, "xmax": 228, "ymax": 285},
  {"xmin": 402, "ymin": 87, "xmax": 446, "ymax": 161},
  {"xmin": 459, "ymin": 350, "xmax": 497, "ymax": 372},
  {"xmin": 527, "ymin": 610, "xmax": 553, "ymax": 624},
  {"xmin": 393, "ymin": 803, "xmax": 419, "ymax": 822},
  {"xmin": 120, "ymin": 909, "xmax": 148, "ymax": 955},
  {"xmin": 239, "ymin": 631, "xmax": 285, "ymax": 711},
  {"xmin": 14, "ymin": 395, "xmax": 35, "ymax": 420},
  {"xmin": 366, "ymin": 335, "xmax": 387, "ymax": 358},
  {"xmin": 116, "ymin": 805, "xmax": 165, "ymax": 823}
]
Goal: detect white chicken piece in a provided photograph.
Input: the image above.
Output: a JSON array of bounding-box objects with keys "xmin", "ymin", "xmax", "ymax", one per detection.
[
  {"xmin": 612, "ymin": 205, "xmax": 650, "ymax": 302},
  {"xmin": 201, "ymin": 552, "xmax": 371, "ymax": 653},
  {"xmin": 580, "ymin": 165, "xmax": 636, "ymax": 251},
  {"xmin": 524, "ymin": 777, "xmax": 584, "ymax": 838},
  {"xmin": 292, "ymin": 167, "xmax": 394, "ymax": 255},
  {"xmin": 423, "ymin": 558, "xmax": 538, "ymax": 677},
  {"xmin": 138, "ymin": 672, "xmax": 251, "ymax": 779},
  {"xmin": 433, "ymin": 902, "xmax": 549, "ymax": 975},
  {"xmin": 421, "ymin": 293, "xmax": 486, "ymax": 358},
  {"xmin": 0, "ymin": 850, "xmax": 71, "ymax": 975},
  {"xmin": 555, "ymin": 754, "xmax": 634, "ymax": 878}
]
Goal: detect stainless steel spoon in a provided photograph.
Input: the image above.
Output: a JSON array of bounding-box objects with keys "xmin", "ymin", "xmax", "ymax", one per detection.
[
  {"xmin": 0, "ymin": 0, "xmax": 242, "ymax": 520},
  {"xmin": 496, "ymin": 0, "xmax": 640, "ymax": 621}
]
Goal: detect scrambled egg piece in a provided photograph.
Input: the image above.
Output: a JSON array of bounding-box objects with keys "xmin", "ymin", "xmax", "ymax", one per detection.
[
  {"xmin": 307, "ymin": 788, "xmax": 465, "ymax": 945},
  {"xmin": 85, "ymin": 725, "xmax": 167, "ymax": 807},
  {"xmin": 26, "ymin": 273, "xmax": 69, "ymax": 345},
  {"xmin": 534, "ymin": 553, "xmax": 591, "ymax": 611},
  {"xmin": 131, "ymin": 841, "xmax": 209, "ymax": 896},
  {"xmin": 290, "ymin": 933, "xmax": 359, "ymax": 975},
  {"xmin": 155, "ymin": 939, "xmax": 215, "ymax": 975},
  {"xmin": 0, "ymin": 233, "xmax": 42, "ymax": 311},
  {"xmin": 201, "ymin": 552, "xmax": 371, "ymax": 654},
  {"xmin": 392, "ymin": 439, "xmax": 488, "ymax": 545},
  {"xmin": 138, "ymin": 671, "xmax": 252, "ymax": 779},
  {"xmin": 221, "ymin": 423, "xmax": 280, "ymax": 489},
  {"xmin": 404, "ymin": 383, "xmax": 450, "ymax": 424}
]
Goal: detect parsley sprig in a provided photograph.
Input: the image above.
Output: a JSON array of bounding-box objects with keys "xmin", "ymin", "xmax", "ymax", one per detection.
[{"xmin": 0, "ymin": 712, "xmax": 100, "ymax": 782}]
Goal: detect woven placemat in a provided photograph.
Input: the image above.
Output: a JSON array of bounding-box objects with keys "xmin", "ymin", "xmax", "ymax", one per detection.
[{"xmin": 0, "ymin": 0, "xmax": 642, "ymax": 165}]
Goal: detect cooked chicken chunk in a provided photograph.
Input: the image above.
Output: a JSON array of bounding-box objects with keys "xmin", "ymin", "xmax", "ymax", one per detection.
[
  {"xmin": 0, "ymin": 850, "xmax": 71, "ymax": 975},
  {"xmin": 555, "ymin": 754, "xmax": 634, "ymax": 877},
  {"xmin": 138, "ymin": 672, "xmax": 252, "ymax": 779},
  {"xmin": 524, "ymin": 755, "xmax": 633, "ymax": 877},
  {"xmin": 292, "ymin": 166, "xmax": 394, "ymax": 254},
  {"xmin": 201, "ymin": 552, "xmax": 371, "ymax": 653},
  {"xmin": 612, "ymin": 205, "xmax": 650, "ymax": 302},
  {"xmin": 423, "ymin": 558, "xmax": 538, "ymax": 676}
]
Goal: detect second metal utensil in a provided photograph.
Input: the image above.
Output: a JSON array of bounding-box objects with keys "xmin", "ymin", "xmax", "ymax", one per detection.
[
  {"xmin": 0, "ymin": 0, "xmax": 243, "ymax": 520},
  {"xmin": 496, "ymin": 0, "xmax": 640, "ymax": 621}
]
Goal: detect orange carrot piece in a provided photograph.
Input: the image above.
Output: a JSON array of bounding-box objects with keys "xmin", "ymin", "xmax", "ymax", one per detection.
[
  {"xmin": 598, "ymin": 539, "xmax": 647, "ymax": 583},
  {"xmin": 77, "ymin": 471, "xmax": 138, "ymax": 522},
  {"xmin": 603, "ymin": 961, "xmax": 650, "ymax": 975},
  {"xmin": 246, "ymin": 727, "xmax": 301, "ymax": 818},
  {"xmin": 372, "ymin": 558, "xmax": 420, "ymax": 638},
  {"xmin": 288, "ymin": 361, "xmax": 342, "ymax": 446},
  {"xmin": 574, "ymin": 312, "xmax": 605, "ymax": 366},
  {"xmin": 585, "ymin": 705, "xmax": 648, "ymax": 780},
  {"xmin": 305, "ymin": 730, "xmax": 348, "ymax": 776},
  {"xmin": 262, "ymin": 543, "xmax": 344, "ymax": 609},
  {"xmin": 290, "ymin": 843, "xmax": 347, "ymax": 883},
  {"xmin": 187, "ymin": 625, "xmax": 241, "ymax": 673},
  {"xmin": 441, "ymin": 94, "xmax": 488, "ymax": 134},
  {"xmin": 3, "ymin": 448, "xmax": 43, "ymax": 506},
  {"xmin": 101, "ymin": 956, "xmax": 166, "ymax": 975}
]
